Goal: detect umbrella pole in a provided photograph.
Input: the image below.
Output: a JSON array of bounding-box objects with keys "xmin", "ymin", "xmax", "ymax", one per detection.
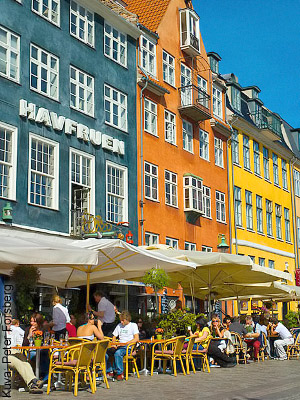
[
  {"xmin": 86, "ymin": 271, "xmax": 91, "ymax": 313},
  {"xmin": 208, "ymin": 290, "xmax": 211, "ymax": 320},
  {"xmin": 237, "ymin": 295, "xmax": 240, "ymax": 315}
]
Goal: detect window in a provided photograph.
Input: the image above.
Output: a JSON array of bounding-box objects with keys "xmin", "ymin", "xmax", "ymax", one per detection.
[
  {"xmin": 231, "ymin": 86, "xmax": 241, "ymax": 112},
  {"xmin": 203, "ymin": 186, "xmax": 211, "ymax": 218},
  {"xmin": 185, "ymin": 242, "xmax": 196, "ymax": 251},
  {"xmin": 104, "ymin": 22, "xmax": 127, "ymax": 67},
  {"xmin": 180, "ymin": 63, "xmax": 192, "ymax": 106},
  {"xmin": 165, "ymin": 170, "xmax": 177, "ymax": 207},
  {"xmin": 212, "ymin": 85, "xmax": 222, "ymax": 119},
  {"xmin": 166, "ymin": 237, "xmax": 178, "ymax": 249},
  {"xmin": 275, "ymin": 204, "xmax": 282, "ymax": 240},
  {"xmin": 164, "ymin": 110, "xmax": 176, "ymax": 145},
  {"xmin": 70, "ymin": 149, "xmax": 94, "ymax": 234},
  {"xmin": 32, "ymin": 0, "xmax": 60, "ymax": 25},
  {"xmin": 182, "ymin": 120, "xmax": 193, "ymax": 153},
  {"xmin": 30, "ymin": 44, "xmax": 59, "ymax": 100},
  {"xmin": 104, "ymin": 84, "xmax": 127, "ymax": 131},
  {"xmin": 0, "ymin": 25, "xmax": 20, "ymax": 82},
  {"xmin": 140, "ymin": 36, "xmax": 156, "ymax": 77},
  {"xmin": 273, "ymin": 153, "xmax": 279, "ymax": 185},
  {"xmin": 70, "ymin": 0, "xmax": 94, "ymax": 47},
  {"xmin": 70, "ymin": 66, "xmax": 94, "ymax": 116},
  {"xmin": 263, "ymin": 146, "xmax": 270, "ymax": 180},
  {"xmin": 144, "ymin": 161, "xmax": 158, "ymax": 201},
  {"xmin": 253, "ymin": 140, "xmax": 260, "ymax": 175},
  {"xmin": 106, "ymin": 161, "xmax": 128, "ymax": 223},
  {"xmin": 258, "ymin": 257, "xmax": 265, "ymax": 267},
  {"xmin": 197, "ymin": 76, "xmax": 208, "ymax": 108},
  {"xmin": 216, "ymin": 190, "xmax": 226, "ymax": 223},
  {"xmin": 281, "ymin": 159, "xmax": 288, "ymax": 190},
  {"xmin": 297, "ymin": 217, "xmax": 300, "ymax": 248},
  {"xmin": 294, "ymin": 169, "xmax": 300, "ymax": 197},
  {"xmin": 0, "ymin": 122, "xmax": 17, "ymax": 200},
  {"xmin": 144, "ymin": 98, "xmax": 157, "ymax": 136},
  {"xmin": 199, "ymin": 129, "xmax": 209, "ymax": 160},
  {"xmin": 234, "ymin": 186, "xmax": 242, "ymax": 227},
  {"xmin": 231, "ymin": 129, "xmax": 239, "ymax": 165},
  {"xmin": 183, "ymin": 175, "xmax": 203, "ymax": 213},
  {"xmin": 245, "ymin": 190, "xmax": 253, "ymax": 230},
  {"xmin": 214, "ymin": 137, "xmax": 224, "ymax": 167},
  {"xmin": 249, "ymin": 255, "xmax": 255, "ymax": 263},
  {"xmin": 266, "ymin": 199, "xmax": 273, "ymax": 236},
  {"xmin": 29, "ymin": 134, "xmax": 58, "ymax": 209},
  {"xmin": 256, "ymin": 195, "xmax": 263, "ymax": 233},
  {"xmin": 284, "ymin": 207, "xmax": 291, "ymax": 242},
  {"xmin": 179, "ymin": 8, "xmax": 200, "ymax": 53},
  {"xmin": 162, "ymin": 50, "xmax": 175, "ymax": 86},
  {"xmin": 145, "ymin": 232, "xmax": 159, "ymax": 246},
  {"xmin": 243, "ymin": 134, "xmax": 250, "ymax": 170},
  {"xmin": 268, "ymin": 260, "xmax": 275, "ymax": 269},
  {"xmin": 202, "ymin": 245, "xmax": 212, "ymax": 252}
]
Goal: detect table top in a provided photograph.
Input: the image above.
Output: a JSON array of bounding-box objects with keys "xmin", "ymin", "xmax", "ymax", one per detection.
[{"xmin": 12, "ymin": 344, "xmax": 68, "ymax": 350}]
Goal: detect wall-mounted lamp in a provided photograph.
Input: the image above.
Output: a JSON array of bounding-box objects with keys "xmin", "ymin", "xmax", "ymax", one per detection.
[
  {"xmin": 217, "ymin": 234, "xmax": 229, "ymax": 253},
  {"xmin": 125, "ymin": 230, "xmax": 134, "ymax": 244},
  {"xmin": 2, "ymin": 202, "xmax": 12, "ymax": 222}
]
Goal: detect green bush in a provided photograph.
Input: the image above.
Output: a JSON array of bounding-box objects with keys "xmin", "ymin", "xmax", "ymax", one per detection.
[
  {"xmin": 284, "ymin": 311, "xmax": 300, "ymax": 328},
  {"xmin": 156, "ymin": 309, "xmax": 205, "ymax": 339}
]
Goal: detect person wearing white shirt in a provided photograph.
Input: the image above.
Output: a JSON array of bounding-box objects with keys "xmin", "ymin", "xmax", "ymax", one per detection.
[
  {"xmin": 89, "ymin": 290, "xmax": 116, "ymax": 336},
  {"xmin": 106, "ymin": 310, "xmax": 139, "ymax": 380},
  {"xmin": 270, "ymin": 317, "xmax": 293, "ymax": 360},
  {"xmin": 11, "ymin": 319, "xmax": 25, "ymax": 346}
]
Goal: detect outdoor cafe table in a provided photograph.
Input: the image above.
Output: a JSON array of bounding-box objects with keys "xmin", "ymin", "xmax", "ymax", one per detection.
[
  {"xmin": 139, "ymin": 339, "xmax": 164, "ymax": 375},
  {"xmin": 12, "ymin": 344, "xmax": 68, "ymax": 379}
]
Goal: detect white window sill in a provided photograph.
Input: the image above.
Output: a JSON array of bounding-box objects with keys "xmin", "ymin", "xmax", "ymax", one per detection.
[
  {"xmin": 257, "ymin": 232, "xmax": 265, "ymax": 237},
  {"xmin": 165, "ymin": 203, "xmax": 179, "ymax": 209},
  {"xmin": 247, "ymin": 228, "xmax": 255, "ymax": 233},
  {"xmin": 200, "ymin": 156, "xmax": 210, "ymax": 162},
  {"xmin": 244, "ymin": 167, "xmax": 252, "ymax": 174},
  {"xmin": 254, "ymin": 172, "xmax": 262, "ymax": 179},
  {"xmin": 28, "ymin": 202, "xmax": 58, "ymax": 211},
  {"xmin": 183, "ymin": 148, "xmax": 194, "ymax": 155},
  {"xmin": 264, "ymin": 178, "xmax": 272, "ymax": 184},
  {"xmin": 283, "ymin": 188, "xmax": 289, "ymax": 193},
  {"xmin": 0, "ymin": 73, "xmax": 20, "ymax": 85},
  {"xmin": 105, "ymin": 121, "xmax": 127, "ymax": 133},
  {"xmin": 32, "ymin": 9, "xmax": 61, "ymax": 28},
  {"xmin": 202, "ymin": 215, "xmax": 212, "ymax": 220},
  {"xmin": 277, "ymin": 238, "xmax": 284, "ymax": 242},
  {"xmin": 145, "ymin": 197, "xmax": 160, "ymax": 203},
  {"xmin": 104, "ymin": 53, "xmax": 127, "ymax": 69},
  {"xmin": 145, "ymin": 130, "xmax": 158, "ymax": 138},
  {"xmin": 165, "ymin": 140, "xmax": 177, "ymax": 147},
  {"xmin": 274, "ymin": 183, "xmax": 281, "ymax": 189},
  {"xmin": 237, "ymin": 225, "xmax": 244, "ymax": 230},
  {"xmin": 70, "ymin": 32, "xmax": 95, "ymax": 49},
  {"xmin": 31, "ymin": 87, "xmax": 60, "ymax": 103},
  {"xmin": 267, "ymin": 234, "xmax": 274, "ymax": 239},
  {"xmin": 216, "ymin": 220, "xmax": 227, "ymax": 225},
  {"xmin": 233, "ymin": 162, "xmax": 241, "ymax": 168}
]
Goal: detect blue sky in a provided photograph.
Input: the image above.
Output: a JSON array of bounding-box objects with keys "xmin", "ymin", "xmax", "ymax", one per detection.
[{"xmin": 195, "ymin": 0, "xmax": 300, "ymax": 127}]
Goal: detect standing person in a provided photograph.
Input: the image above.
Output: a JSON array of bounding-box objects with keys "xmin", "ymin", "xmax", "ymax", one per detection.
[
  {"xmin": 50, "ymin": 295, "xmax": 70, "ymax": 340},
  {"xmin": 270, "ymin": 317, "xmax": 294, "ymax": 360},
  {"xmin": 90, "ymin": 290, "xmax": 116, "ymax": 336}
]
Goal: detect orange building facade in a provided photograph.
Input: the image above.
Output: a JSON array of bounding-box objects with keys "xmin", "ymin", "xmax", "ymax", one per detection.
[{"xmin": 126, "ymin": 0, "xmax": 231, "ymax": 255}]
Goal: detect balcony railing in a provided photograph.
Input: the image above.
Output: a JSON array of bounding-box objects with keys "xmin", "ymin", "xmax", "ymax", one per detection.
[
  {"xmin": 249, "ymin": 110, "xmax": 282, "ymax": 139},
  {"xmin": 178, "ymin": 85, "xmax": 211, "ymax": 122}
]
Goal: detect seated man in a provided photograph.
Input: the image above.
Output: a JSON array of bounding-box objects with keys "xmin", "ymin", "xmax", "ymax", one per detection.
[
  {"xmin": 270, "ymin": 317, "xmax": 293, "ymax": 360},
  {"xmin": 106, "ymin": 310, "xmax": 139, "ymax": 381}
]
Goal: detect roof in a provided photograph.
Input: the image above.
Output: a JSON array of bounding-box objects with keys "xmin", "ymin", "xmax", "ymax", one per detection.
[
  {"xmin": 99, "ymin": 0, "xmax": 138, "ymax": 25},
  {"xmin": 126, "ymin": 0, "xmax": 172, "ymax": 32}
]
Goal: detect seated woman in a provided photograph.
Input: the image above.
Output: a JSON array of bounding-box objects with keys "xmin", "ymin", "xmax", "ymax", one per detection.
[{"xmin": 77, "ymin": 312, "xmax": 104, "ymax": 340}]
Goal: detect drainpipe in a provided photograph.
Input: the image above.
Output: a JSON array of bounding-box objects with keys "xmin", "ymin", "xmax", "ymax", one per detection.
[{"xmin": 290, "ymin": 157, "xmax": 299, "ymax": 273}]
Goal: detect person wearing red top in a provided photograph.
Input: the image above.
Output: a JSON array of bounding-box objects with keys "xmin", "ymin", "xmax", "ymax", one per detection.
[{"xmin": 66, "ymin": 314, "xmax": 77, "ymax": 337}]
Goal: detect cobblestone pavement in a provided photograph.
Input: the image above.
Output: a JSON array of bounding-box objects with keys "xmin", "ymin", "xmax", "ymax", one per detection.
[{"xmin": 11, "ymin": 359, "xmax": 300, "ymax": 400}]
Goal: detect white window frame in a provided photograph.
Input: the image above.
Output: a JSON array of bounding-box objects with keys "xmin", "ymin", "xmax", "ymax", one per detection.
[
  {"xmin": 165, "ymin": 169, "xmax": 177, "ymax": 207},
  {"xmin": 70, "ymin": 0, "xmax": 94, "ymax": 47},
  {"xmin": 297, "ymin": 217, "xmax": 300, "ymax": 248},
  {"xmin": 197, "ymin": 75, "xmax": 208, "ymax": 108},
  {"xmin": 182, "ymin": 119, "xmax": 193, "ymax": 153},
  {"xmin": 282, "ymin": 159, "xmax": 288, "ymax": 190},
  {"xmin": 234, "ymin": 186, "xmax": 242, "ymax": 227},
  {"xmin": 145, "ymin": 232, "xmax": 159, "ymax": 246},
  {"xmin": 106, "ymin": 161, "xmax": 128, "ymax": 224},
  {"xmin": 266, "ymin": 199, "xmax": 273, "ymax": 236},
  {"xmin": 140, "ymin": 35, "xmax": 156, "ymax": 78},
  {"xmin": 284, "ymin": 207, "xmax": 291, "ymax": 242},
  {"xmin": 162, "ymin": 50, "xmax": 175, "ymax": 87},
  {"xmin": 70, "ymin": 65, "xmax": 94, "ymax": 117},
  {"xmin": 183, "ymin": 175, "xmax": 203, "ymax": 213},
  {"xmin": 263, "ymin": 146, "xmax": 270, "ymax": 180},
  {"xmin": 212, "ymin": 85, "xmax": 222, "ymax": 119},
  {"xmin": 0, "ymin": 121, "xmax": 17, "ymax": 201},
  {"xmin": 216, "ymin": 190, "xmax": 226, "ymax": 223},
  {"xmin": 166, "ymin": 237, "xmax": 178, "ymax": 249},
  {"xmin": 165, "ymin": 110, "xmax": 176, "ymax": 145},
  {"xmin": 258, "ymin": 257, "xmax": 265, "ymax": 267},
  {"xmin": 268, "ymin": 260, "xmax": 275, "ymax": 269},
  {"xmin": 180, "ymin": 63, "xmax": 192, "ymax": 106},
  {"xmin": 185, "ymin": 241, "xmax": 196, "ymax": 251},
  {"xmin": 144, "ymin": 161, "xmax": 158, "ymax": 202},
  {"xmin": 294, "ymin": 169, "xmax": 300, "ymax": 197},
  {"xmin": 253, "ymin": 140, "xmax": 260, "ymax": 175},
  {"xmin": 273, "ymin": 153, "xmax": 279, "ymax": 185},
  {"xmin": 256, "ymin": 195, "xmax": 263, "ymax": 234},
  {"xmin": 231, "ymin": 86, "xmax": 241, "ymax": 112},
  {"xmin": 30, "ymin": 43, "xmax": 59, "ymax": 100},
  {"xmin": 243, "ymin": 134, "xmax": 250, "ymax": 170},
  {"xmin": 104, "ymin": 84, "xmax": 127, "ymax": 132},
  {"xmin": 232, "ymin": 129, "xmax": 239, "ymax": 165},
  {"xmin": 28, "ymin": 133, "xmax": 59, "ymax": 209},
  {"xmin": 245, "ymin": 190, "xmax": 253, "ymax": 230},
  {"xmin": 202, "ymin": 245, "xmax": 213, "ymax": 252},
  {"xmin": 32, "ymin": 0, "xmax": 60, "ymax": 26},
  {"xmin": 144, "ymin": 98, "xmax": 157, "ymax": 136},
  {"xmin": 104, "ymin": 22, "xmax": 127, "ymax": 67},
  {"xmin": 275, "ymin": 203, "xmax": 282, "ymax": 240},
  {"xmin": 0, "ymin": 25, "xmax": 20, "ymax": 83},
  {"xmin": 203, "ymin": 185, "xmax": 211, "ymax": 219},
  {"xmin": 214, "ymin": 137, "xmax": 224, "ymax": 167},
  {"xmin": 199, "ymin": 129, "xmax": 209, "ymax": 161}
]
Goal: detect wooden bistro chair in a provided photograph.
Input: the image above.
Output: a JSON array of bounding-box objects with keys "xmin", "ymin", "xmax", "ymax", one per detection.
[
  {"xmin": 287, "ymin": 332, "xmax": 300, "ymax": 360},
  {"xmin": 191, "ymin": 338, "xmax": 211, "ymax": 373},
  {"xmin": 257, "ymin": 332, "xmax": 269, "ymax": 362},
  {"xmin": 123, "ymin": 342, "xmax": 140, "ymax": 381},
  {"xmin": 230, "ymin": 332, "xmax": 247, "ymax": 364},
  {"xmin": 47, "ymin": 341, "xmax": 97, "ymax": 397},
  {"xmin": 151, "ymin": 336, "xmax": 186, "ymax": 377},
  {"xmin": 181, "ymin": 336, "xmax": 196, "ymax": 374},
  {"xmin": 92, "ymin": 339, "xmax": 110, "ymax": 390}
]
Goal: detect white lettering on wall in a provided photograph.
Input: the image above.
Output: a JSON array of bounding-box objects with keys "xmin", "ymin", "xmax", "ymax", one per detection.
[{"xmin": 19, "ymin": 99, "xmax": 125, "ymax": 155}]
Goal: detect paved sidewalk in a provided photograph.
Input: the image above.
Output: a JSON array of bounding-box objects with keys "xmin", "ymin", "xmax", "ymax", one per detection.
[{"xmin": 11, "ymin": 359, "xmax": 300, "ymax": 400}]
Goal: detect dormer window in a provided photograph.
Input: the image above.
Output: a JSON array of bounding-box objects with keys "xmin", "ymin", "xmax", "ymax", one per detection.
[
  {"xmin": 140, "ymin": 35, "xmax": 156, "ymax": 78},
  {"xmin": 180, "ymin": 8, "xmax": 200, "ymax": 56},
  {"xmin": 207, "ymin": 52, "xmax": 221, "ymax": 74},
  {"xmin": 231, "ymin": 86, "xmax": 241, "ymax": 112}
]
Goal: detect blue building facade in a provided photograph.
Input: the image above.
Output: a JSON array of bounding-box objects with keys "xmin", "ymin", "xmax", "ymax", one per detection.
[{"xmin": 0, "ymin": 0, "xmax": 139, "ymax": 241}]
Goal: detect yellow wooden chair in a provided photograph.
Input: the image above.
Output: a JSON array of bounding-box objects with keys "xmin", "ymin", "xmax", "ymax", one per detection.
[
  {"xmin": 257, "ymin": 332, "xmax": 269, "ymax": 362},
  {"xmin": 230, "ymin": 332, "xmax": 247, "ymax": 364},
  {"xmin": 47, "ymin": 341, "xmax": 97, "ymax": 397},
  {"xmin": 92, "ymin": 339, "xmax": 110, "ymax": 390},
  {"xmin": 150, "ymin": 336, "xmax": 186, "ymax": 377},
  {"xmin": 191, "ymin": 338, "xmax": 211, "ymax": 373},
  {"xmin": 181, "ymin": 336, "xmax": 196, "ymax": 374},
  {"xmin": 123, "ymin": 342, "xmax": 140, "ymax": 381},
  {"xmin": 287, "ymin": 332, "xmax": 300, "ymax": 360}
]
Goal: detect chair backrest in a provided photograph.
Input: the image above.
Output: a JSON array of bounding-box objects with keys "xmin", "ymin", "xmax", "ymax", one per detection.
[
  {"xmin": 185, "ymin": 336, "xmax": 196, "ymax": 355},
  {"xmin": 173, "ymin": 336, "xmax": 186, "ymax": 356},
  {"xmin": 76, "ymin": 342, "xmax": 98, "ymax": 369},
  {"xmin": 230, "ymin": 331, "xmax": 243, "ymax": 347},
  {"xmin": 68, "ymin": 338, "xmax": 90, "ymax": 346},
  {"xmin": 126, "ymin": 342, "xmax": 138, "ymax": 357},
  {"xmin": 94, "ymin": 339, "xmax": 110, "ymax": 364},
  {"xmin": 261, "ymin": 332, "xmax": 268, "ymax": 350}
]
